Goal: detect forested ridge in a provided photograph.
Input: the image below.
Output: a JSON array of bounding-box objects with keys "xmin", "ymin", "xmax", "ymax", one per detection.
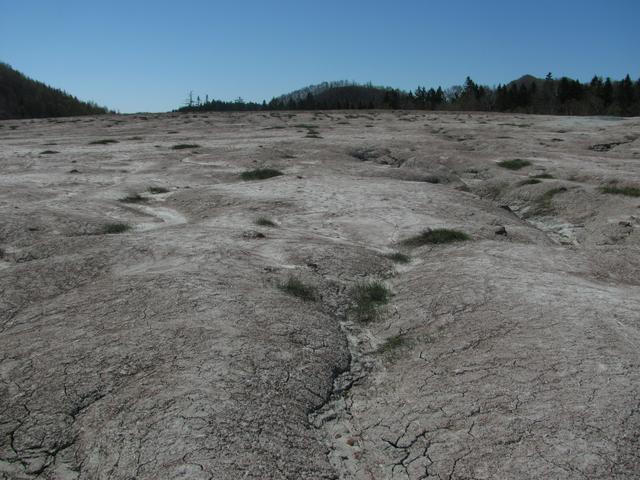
[
  {"xmin": 0, "ymin": 62, "xmax": 110, "ymax": 119},
  {"xmin": 179, "ymin": 74, "xmax": 640, "ymax": 116}
]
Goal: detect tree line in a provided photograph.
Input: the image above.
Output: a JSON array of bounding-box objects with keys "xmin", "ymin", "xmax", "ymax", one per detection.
[
  {"xmin": 178, "ymin": 73, "xmax": 640, "ymax": 116},
  {"xmin": 0, "ymin": 62, "xmax": 110, "ymax": 119}
]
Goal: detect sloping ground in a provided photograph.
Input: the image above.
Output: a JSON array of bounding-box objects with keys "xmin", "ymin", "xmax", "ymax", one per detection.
[{"xmin": 1, "ymin": 111, "xmax": 639, "ymax": 479}]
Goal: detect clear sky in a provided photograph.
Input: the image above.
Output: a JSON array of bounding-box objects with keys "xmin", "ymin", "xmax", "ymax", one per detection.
[{"xmin": 1, "ymin": 0, "xmax": 638, "ymax": 113}]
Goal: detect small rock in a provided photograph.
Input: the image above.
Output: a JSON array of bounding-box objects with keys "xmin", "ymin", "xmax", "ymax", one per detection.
[
  {"xmin": 495, "ymin": 226, "xmax": 507, "ymax": 235},
  {"xmin": 346, "ymin": 437, "xmax": 356, "ymax": 446},
  {"xmin": 618, "ymin": 221, "xmax": 632, "ymax": 228}
]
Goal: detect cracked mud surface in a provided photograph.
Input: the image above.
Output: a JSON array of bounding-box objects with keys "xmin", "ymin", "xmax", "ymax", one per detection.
[{"xmin": 1, "ymin": 111, "xmax": 640, "ymax": 479}]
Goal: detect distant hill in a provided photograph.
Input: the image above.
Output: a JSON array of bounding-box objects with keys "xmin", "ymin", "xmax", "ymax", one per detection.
[
  {"xmin": 273, "ymin": 80, "xmax": 394, "ymax": 104},
  {"xmin": 0, "ymin": 62, "xmax": 110, "ymax": 119},
  {"xmin": 507, "ymin": 74, "xmax": 544, "ymax": 87},
  {"xmin": 274, "ymin": 83, "xmax": 411, "ymax": 110}
]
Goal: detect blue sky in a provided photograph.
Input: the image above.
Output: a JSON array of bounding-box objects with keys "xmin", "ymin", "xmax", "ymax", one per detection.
[{"xmin": 1, "ymin": 0, "xmax": 638, "ymax": 113}]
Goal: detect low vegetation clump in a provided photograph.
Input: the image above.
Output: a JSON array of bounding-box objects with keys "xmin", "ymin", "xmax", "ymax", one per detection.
[
  {"xmin": 377, "ymin": 335, "xmax": 409, "ymax": 356},
  {"xmin": 279, "ymin": 276, "xmax": 316, "ymax": 301},
  {"xmin": 519, "ymin": 178, "xmax": 541, "ymax": 186},
  {"xmin": 101, "ymin": 223, "xmax": 131, "ymax": 234},
  {"xmin": 172, "ymin": 143, "xmax": 200, "ymax": 150},
  {"xmin": 89, "ymin": 139, "xmax": 118, "ymax": 145},
  {"xmin": 40, "ymin": 150, "xmax": 59, "ymax": 154},
  {"xmin": 147, "ymin": 186, "xmax": 169, "ymax": 194},
  {"xmin": 240, "ymin": 168, "xmax": 284, "ymax": 180},
  {"xmin": 483, "ymin": 182, "xmax": 509, "ymax": 200},
  {"xmin": 532, "ymin": 173, "xmax": 554, "ymax": 179},
  {"xmin": 351, "ymin": 280, "xmax": 391, "ymax": 323},
  {"xmin": 119, "ymin": 193, "xmax": 147, "ymax": 203},
  {"xmin": 599, "ymin": 185, "xmax": 640, "ymax": 197},
  {"xmin": 497, "ymin": 159, "xmax": 531, "ymax": 170},
  {"xmin": 401, "ymin": 228, "xmax": 470, "ymax": 247},
  {"xmin": 384, "ymin": 252, "xmax": 411, "ymax": 264},
  {"xmin": 532, "ymin": 187, "xmax": 567, "ymax": 215},
  {"xmin": 255, "ymin": 217, "xmax": 277, "ymax": 227}
]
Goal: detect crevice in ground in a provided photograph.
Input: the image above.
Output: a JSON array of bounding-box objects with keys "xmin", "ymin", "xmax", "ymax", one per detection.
[{"xmin": 308, "ymin": 274, "xmax": 389, "ymax": 479}]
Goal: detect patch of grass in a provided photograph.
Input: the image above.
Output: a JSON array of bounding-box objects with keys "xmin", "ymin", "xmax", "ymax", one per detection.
[
  {"xmin": 518, "ymin": 178, "xmax": 541, "ymax": 186},
  {"xmin": 377, "ymin": 335, "xmax": 409, "ymax": 355},
  {"xmin": 255, "ymin": 217, "xmax": 277, "ymax": 227},
  {"xmin": 401, "ymin": 229, "xmax": 470, "ymax": 247},
  {"xmin": 422, "ymin": 176, "xmax": 440, "ymax": 184},
  {"xmin": 128, "ymin": 136, "xmax": 143, "ymax": 140},
  {"xmin": 483, "ymin": 182, "xmax": 509, "ymax": 200},
  {"xmin": 101, "ymin": 223, "xmax": 131, "ymax": 234},
  {"xmin": 351, "ymin": 280, "xmax": 391, "ymax": 323},
  {"xmin": 147, "ymin": 186, "xmax": 170, "ymax": 194},
  {"xmin": 40, "ymin": 150, "xmax": 59, "ymax": 154},
  {"xmin": 532, "ymin": 187, "xmax": 567, "ymax": 215},
  {"xmin": 532, "ymin": 173, "xmax": 554, "ymax": 179},
  {"xmin": 240, "ymin": 168, "xmax": 284, "ymax": 181},
  {"xmin": 119, "ymin": 193, "xmax": 147, "ymax": 204},
  {"xmin": 89, "ymin": 139, "xmax": 118, "ymax": 145},
  {"xmin": 279, "ymin": 276, "xmax": 316, "ymax": 301},
  {"xmin": 172, "ymin": 143, "xmax": 200, "ymax": 150},
  {"xmin": 497, "ymin": 159, "xmax": 531, "ymax": 170},
  {"xmin": 599, "ymin": 185, "xmax": 640, "ymax": 197},
  {"xmin": 384, "ymin": 252, "xmax": 411, "ymax": 264}
]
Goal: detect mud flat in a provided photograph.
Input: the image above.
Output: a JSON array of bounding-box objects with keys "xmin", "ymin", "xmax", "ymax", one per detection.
[{"xmin": 1, "ymin": 111, "xmax": 639, "ymax": 479}]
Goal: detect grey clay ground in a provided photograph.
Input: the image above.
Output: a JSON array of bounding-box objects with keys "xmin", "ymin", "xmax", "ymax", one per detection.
[{"xmin": 1, "ymin": 111, "xmax": 639, "ymax": 479}]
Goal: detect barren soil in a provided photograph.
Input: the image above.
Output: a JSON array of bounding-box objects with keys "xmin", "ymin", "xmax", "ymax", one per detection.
[{"xmin": 1, "ymin": 111, "xmax": 640, "ymax": 479}]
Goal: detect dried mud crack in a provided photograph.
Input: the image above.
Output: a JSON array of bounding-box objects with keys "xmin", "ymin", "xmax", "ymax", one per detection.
[{"xmin": 1, "ymin": 111, "xmax": 640, "ymax": 479}]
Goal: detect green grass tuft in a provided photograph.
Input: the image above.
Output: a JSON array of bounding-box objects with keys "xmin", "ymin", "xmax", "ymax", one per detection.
[
  {"xmin": 118, "ymin": 193, "xmax": 147, "ymax": 204},
  {"xmin": 279, "ymin": 277, "xmax": 316, "ymax": 301},
  {"xmin": 401, "ymin": 229, "xmax": 470, "ymax": 247},
  {"xmin": 101, "ymin": 223, "xmax": 131, "ymax": 234},
  {"xmin": 599, "ymin": 185, "xmax": 640, "ymax": 197},
  {"xmin": 147, "ymin": 186, "xmax": 169, "ymax": 194},
  {"xmin": 519, "ymin": 178, "xmax": 541, "ymax": 186},
  {"xmin": 240, "ymin": 168, "xmax": 284, "ymax": 180},
  {"xmin": 351, "ymin": 280, "xmax": 391, "ymax": 323},
  {"xmin": 384, "ymin": 252, "xmax": 411, "ymax": 264},
  {"xmin": 497, "ymin": 159, "xmax": 531, "ymax": 170},
  {"xmin": 377, "ymin": 335, "xmax": 409, "ymax": 356},
  {"xmin": 172, "ymin": 143, "xmax": 200, "ymax": 150},
  {"xmin": 422, "ymin": 176, "xmax": 440, "ymax": 184},
  {"xmin": 255, "ymin": 217, "xmax": 277, "ymax": 227},
  {"xmin": 532, "ymin": 187, "xmax": 567, "ymax": 215}
]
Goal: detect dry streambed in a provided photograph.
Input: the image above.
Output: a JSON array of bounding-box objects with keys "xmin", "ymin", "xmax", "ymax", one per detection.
[{"xmin": 1, "ymin": 111, "xmax": 639, "ymax": 479}]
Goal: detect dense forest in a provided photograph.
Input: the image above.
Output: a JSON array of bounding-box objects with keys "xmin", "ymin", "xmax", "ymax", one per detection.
[
  {"xmin": 0, "ymin": 62, "xmax": 110, "ymax": 119},
  {"xmin": 178, "ymin": 74, "xmax": 640, "ymax": 116}
]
